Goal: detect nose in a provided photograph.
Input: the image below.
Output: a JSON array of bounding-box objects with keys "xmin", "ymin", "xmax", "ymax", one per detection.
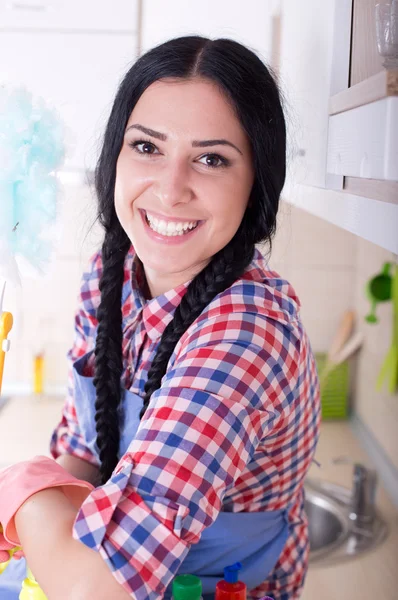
[{"xmin": 154, "ymin": 157, "xmax": 193, "ymax": 208}]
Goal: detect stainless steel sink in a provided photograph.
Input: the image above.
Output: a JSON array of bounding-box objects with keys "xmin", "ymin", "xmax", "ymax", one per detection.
[{"xmin": 304, "ymin": 477, "xmax": 388, "ymax": 565}]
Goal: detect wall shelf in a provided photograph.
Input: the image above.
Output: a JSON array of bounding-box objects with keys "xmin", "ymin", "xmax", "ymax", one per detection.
[{"xmin": 329, "ymin": 69, "xmax": 398, "ymax": 115}]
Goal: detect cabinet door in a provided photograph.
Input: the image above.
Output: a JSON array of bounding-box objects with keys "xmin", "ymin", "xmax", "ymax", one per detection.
[
  {"xmin": 0, "ymin": 31, "xmax": 138, "ymax": 171},
  {"xmin": 279, "ymin": 0, "xmax": 351, "ymax": 189},
  {"xmin": 0, "ymin": 0, "xmax": 138, "ymax": 32}
]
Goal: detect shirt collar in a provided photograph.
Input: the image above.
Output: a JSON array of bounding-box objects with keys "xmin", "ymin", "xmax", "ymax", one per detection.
[
  {"xmin": 122, "ymin": 245, "xmax": 193, "ymax": 342},
  {"xmin": 121, "ymin": 245, "xmax": 298, "ymax": 343}
]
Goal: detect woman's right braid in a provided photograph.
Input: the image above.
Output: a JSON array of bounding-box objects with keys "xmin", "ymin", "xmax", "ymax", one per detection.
[{"xmin": 139, "ymin": 231, "xmax": 255, "ymax": 420}]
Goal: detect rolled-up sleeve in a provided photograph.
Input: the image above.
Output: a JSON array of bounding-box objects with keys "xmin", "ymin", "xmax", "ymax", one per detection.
[
  {"xmin": 50, "ymin": 252, "xmax": 101, "ymax": 467},
  {"xmin": 72, "ymin": 310, "xmax": 301, "ymax": 600}
]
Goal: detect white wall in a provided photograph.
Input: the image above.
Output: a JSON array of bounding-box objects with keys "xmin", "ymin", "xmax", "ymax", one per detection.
[{"xmin": 140, "ymin": 0, "xmax": 277, "ymax": 64}]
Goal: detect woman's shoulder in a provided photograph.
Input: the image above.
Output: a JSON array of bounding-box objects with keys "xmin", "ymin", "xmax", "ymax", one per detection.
[
  {"xmin": 81, "ymin": 244, "xmax": 136, "ymax": 287},
  {"xmin": 83, "ymin": 248, "xmax": 103, "ymax": 281},
  {"xmin": 174, "ymin": 247, "xmax": 305, "ymax": 364},
  {"xmin": 77, "ymin": 249, "xmax": 103, "ymax": 315},
  {"xmin": 207, "ymin": 247, "xmax": 302, "ymax": 328}
]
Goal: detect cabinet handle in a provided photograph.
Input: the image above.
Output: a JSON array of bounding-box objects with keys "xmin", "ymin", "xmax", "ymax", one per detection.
[{"xmin": 9, "ymin": 2, "xmax": 49, "ymax": 12}]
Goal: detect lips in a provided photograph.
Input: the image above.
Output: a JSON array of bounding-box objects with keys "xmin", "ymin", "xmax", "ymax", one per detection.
[{"xmin": 140, "ymin": 208, "xmax": 204, "ymax": 245}]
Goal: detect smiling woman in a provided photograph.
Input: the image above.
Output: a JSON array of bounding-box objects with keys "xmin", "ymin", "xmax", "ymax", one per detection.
[
  {"xmin": 114, "ymin": 77, "xmax": 255, "ymax": 299},
  {"xmin": 0, "ymin": 35, "xmax": 320, "ymax": 600}
]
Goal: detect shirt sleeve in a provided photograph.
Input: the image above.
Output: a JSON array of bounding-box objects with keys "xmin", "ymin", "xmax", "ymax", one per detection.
[
  {"xmin": 71, "ymin": 308, "xmax": 302, "ymax": 600},
  {"xmin": 49, "ymin": 251, "xmax": 102, "ymax": 467}
]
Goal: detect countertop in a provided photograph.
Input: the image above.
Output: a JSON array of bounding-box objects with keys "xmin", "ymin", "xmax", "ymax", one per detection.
[
  {"xmin": 303, "ymin": 422, "xmax": 398, "ymax": 600},
  {"xmin": 0, "ymin": 395, "xmax": 397, "ymax": 599}
]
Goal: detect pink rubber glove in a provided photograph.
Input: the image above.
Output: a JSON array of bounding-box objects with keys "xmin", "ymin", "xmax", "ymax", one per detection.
[
  {"xmin": 0, "ymin": 455, "xmax": 95, "ymax": 545},
  {"xmin": 0, "ymin": 525, "xmax": 23, "ymax": 563}
]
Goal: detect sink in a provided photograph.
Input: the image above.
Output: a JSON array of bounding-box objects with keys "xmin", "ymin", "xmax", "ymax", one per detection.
[{"xmin": 304, "ymin": 478, "xmax": 388, "ymax": 565}]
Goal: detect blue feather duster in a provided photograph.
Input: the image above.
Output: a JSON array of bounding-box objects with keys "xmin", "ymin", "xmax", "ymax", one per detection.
[{"xmin": 0, "ymin": 84, "xmax": 66, "ymax": 286}]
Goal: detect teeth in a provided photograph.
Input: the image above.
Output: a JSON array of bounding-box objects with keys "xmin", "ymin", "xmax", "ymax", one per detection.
[{"xmin": 145, "ymin": 211, "xmax": 198, "ymax": 236}]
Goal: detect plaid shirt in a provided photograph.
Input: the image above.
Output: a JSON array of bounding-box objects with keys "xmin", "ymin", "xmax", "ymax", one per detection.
[{"xmin": 50, "ymin": 244, "xmax": 320, "ymax": 600}]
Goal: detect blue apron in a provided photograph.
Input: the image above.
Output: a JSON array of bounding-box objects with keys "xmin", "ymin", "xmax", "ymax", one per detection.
[{"xmin": 0, "ymin": 351, "xmax": 292, "ymax": 600}]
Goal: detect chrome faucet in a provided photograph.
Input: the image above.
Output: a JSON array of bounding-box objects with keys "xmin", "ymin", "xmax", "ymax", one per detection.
[{"xmin": 333, "ymin": 457, "xmax": 378, "ymax": 524}]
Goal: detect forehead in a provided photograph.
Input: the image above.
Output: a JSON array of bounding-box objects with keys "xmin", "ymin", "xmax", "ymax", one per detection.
[{"xmin": 126, "ymin": 78, "xmax": 244, "ymax": 139}]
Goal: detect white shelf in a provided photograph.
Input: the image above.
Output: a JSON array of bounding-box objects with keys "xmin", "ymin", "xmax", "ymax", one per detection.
[
  {"xmin": 329, "ymin": 69, "xmax": 398, "ymax": 115},
  {"xmin": 282, "ymin": 182, "xmax": 398, "ymax": 254}
]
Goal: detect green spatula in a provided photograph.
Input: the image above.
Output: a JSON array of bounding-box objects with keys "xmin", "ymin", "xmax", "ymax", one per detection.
[
  {"xmin": 376, "ymin": 263, "xmax": 398, "ymax": 394},
  {"xmin": 365, "ymin": 262, "xmax": 392, "ymax": 323}
]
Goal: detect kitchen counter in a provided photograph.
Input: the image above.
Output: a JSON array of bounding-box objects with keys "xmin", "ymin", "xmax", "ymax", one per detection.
[
  {"xmin": 302, "ymin": 422, "xmax": 398, "ymax": 600},
  {"xmin": 0, "ymin": 396, "xmax": 397, "ymax": 599},
  {"xmin": 0, "ymin": 394, "xmax": 64, "ymax": 468}
]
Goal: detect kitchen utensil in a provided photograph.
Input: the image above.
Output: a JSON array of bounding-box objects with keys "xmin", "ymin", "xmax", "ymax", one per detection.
[
  {"xmin": 365, "ymin": 262, "xmax": 392, "ymax": 323},
  {"xmin": 376, "ymin": 263, "xmax": 398, "ymax": 393},
  {"xmin": 320, "ymin": 331, "xmax": 364, "ymax": 385}
]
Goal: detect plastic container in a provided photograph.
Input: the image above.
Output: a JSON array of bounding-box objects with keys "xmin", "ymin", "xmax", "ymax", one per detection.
[
  {"xmin": 172, "ymin": 574, "xmax": 203, "ymax": 600},
  {"xmin": 315, "ymin": 352, "xmax": 349, "ymax": 419},
  {"xmin": 215, "ymin": 562, "xmax": 246, "ymax": 600},
  {"xmin": 20, "ymin": 568, "xmax": 48, "ymax": 600},
  {"xmin": 33, "ymin": 353, "xmax": 45, "ymax": 395}
]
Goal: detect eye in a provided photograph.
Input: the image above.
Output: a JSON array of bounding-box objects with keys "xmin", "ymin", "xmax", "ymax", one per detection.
[
  {"xmin": 197, "ymin": 153, "xmax": 230, "ymax": 169},
  {"xmin": 128, "ymin": 139, "xmax": 159, "ymax": 155},
  {"xmin": 128, "ymin": 139, "xmax": 230, "ymax": 169}
]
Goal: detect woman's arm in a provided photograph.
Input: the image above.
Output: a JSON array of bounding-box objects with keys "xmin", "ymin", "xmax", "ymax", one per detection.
[
  {"xmin": 56, "ymin": 455, "xmax": 100, "ymax": 487},
  {"xmin": 14, "ymin": 488, "xmax": 131, "ymax": 600}
]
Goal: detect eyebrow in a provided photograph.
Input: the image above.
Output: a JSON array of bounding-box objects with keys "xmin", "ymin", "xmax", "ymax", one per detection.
[{"xmin": 125, "ymin": 123, "xmax": 243, "ymax": 156}]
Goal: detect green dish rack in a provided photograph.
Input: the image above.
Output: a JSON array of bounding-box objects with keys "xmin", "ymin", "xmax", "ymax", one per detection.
[{"xmin": 315, "ymin": 352, "xmax": 350, "ymax": 419}]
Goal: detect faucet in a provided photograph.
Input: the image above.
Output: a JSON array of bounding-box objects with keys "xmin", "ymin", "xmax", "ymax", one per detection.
[{"xmin": 333, "ymin": 457, "xmax": 378, "ymax": 524}]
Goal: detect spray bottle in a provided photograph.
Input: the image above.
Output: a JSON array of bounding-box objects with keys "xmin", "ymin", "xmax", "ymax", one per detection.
[
  {"xmin": 215, "ymin": 562, "xmax": 246, "ymax": 600},
  {"xmin": 215, "ymin": 563, "xmax": 274, "ymax": 600}
]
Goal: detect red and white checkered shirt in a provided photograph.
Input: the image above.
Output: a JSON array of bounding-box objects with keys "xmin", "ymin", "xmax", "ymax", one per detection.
[{"xmin": 50, "ymin": 244, "xmax": 320, "ymax": 600}]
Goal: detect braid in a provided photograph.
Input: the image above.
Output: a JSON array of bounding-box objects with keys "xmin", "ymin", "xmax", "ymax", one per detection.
[
  {"xmin": 94, "ymin": 224, "xmax": 130, "ymax": 484},
  {"xmin": 139, "ymin": 229, "xmax": 255, "ymax": 420}
]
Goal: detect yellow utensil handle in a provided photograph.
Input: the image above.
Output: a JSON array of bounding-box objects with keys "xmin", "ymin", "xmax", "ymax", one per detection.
[{"xmin": 0, "ymin": 311, "xmax": 13, "ymax": 394}]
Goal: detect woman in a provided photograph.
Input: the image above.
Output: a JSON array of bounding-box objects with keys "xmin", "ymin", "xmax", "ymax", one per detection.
[{"xmin": 0, "ymin": 35, "xmax": 320, "ymax": 600}]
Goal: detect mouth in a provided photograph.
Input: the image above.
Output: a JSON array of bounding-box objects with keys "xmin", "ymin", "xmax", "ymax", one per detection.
[
  {"xmin": 140, "ymin": 209, "xmax": 205, "ymax": 243},
  {"xmin": 142, "ymin": 210, "xmax": 203, "ymax": 232}
]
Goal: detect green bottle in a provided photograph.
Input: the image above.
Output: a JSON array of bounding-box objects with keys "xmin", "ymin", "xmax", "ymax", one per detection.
[{"xmin": 172, "ymin": 574, "xmax": 203, "ymax": 600}]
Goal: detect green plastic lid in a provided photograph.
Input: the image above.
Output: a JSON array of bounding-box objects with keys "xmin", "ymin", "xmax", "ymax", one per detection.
[{"xmin": 172, "ymin": 574, "xmax": 202, "ymax": 600}]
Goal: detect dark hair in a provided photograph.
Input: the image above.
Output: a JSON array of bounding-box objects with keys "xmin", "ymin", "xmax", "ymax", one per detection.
[{"xmin": 93, "ymin": 35, "xmax": 286, "ymax": 484}]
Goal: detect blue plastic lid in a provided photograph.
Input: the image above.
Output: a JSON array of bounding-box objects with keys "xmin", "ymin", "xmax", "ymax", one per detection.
[{"xmin": 223, "ymin": 562, "xmax": 242, "ymax": 583}]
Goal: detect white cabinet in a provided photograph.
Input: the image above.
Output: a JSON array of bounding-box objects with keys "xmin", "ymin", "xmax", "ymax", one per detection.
[
  {"xmin": 327, "ymin": 97, "xmax": 398, "ymax": 181},
  {"xmin": 279, "ymin": 0, "xmax": 398, "ymax": 254},
  {"xmin": 0, "ymin": 0, "xmax": 138, "ymax": 32},
  {"xmin": 0, "ymin": 30, "xmax": 138, "ymax": 171},
  {"xmin": 278, "ymin": 0, "xmax": 351, "ymax": 189}
]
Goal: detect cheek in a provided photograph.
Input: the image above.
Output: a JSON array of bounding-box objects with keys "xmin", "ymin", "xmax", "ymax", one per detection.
[
  {"xmin": 114, "ymin": 160, "xmax": 142, "ymax": 208},
  {"xmin": 209, "ymin": 183, "xmax": 250, "ymax": 226}
]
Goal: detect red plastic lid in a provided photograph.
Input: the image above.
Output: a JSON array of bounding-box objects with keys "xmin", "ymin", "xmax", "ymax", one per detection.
[{"xmin": 215, "ymin": 580, "xmax": 246, "ymax": 600}]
